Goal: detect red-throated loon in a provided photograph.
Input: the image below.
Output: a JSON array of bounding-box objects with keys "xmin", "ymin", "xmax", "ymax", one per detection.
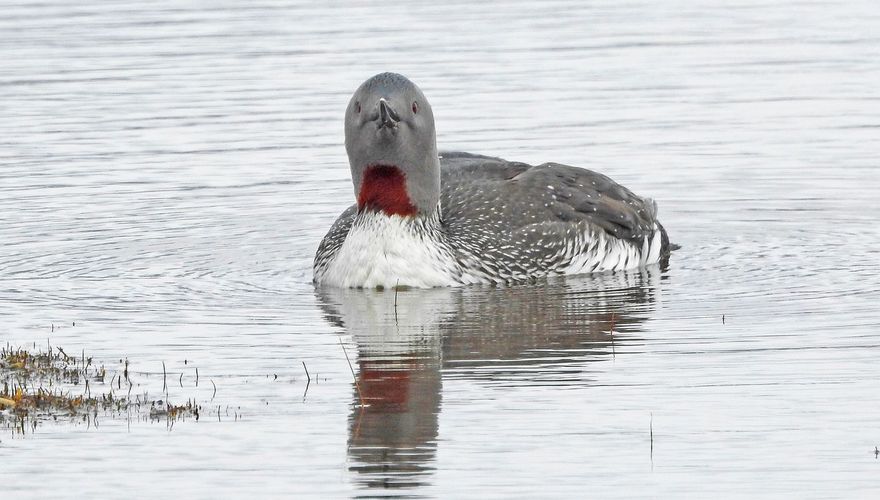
[{"xmin": 314, "ymin": 73, "xmax": 670, "ymax": 288}]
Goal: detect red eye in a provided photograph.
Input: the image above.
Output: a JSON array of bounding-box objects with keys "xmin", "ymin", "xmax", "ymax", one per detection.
[
  {"xmin": 412, "ymin": 101, "xmax": 418, "ymax": 114},
  {"xmin": 355, "ymin": 101, "xmax": 361, "ymax": 114}
]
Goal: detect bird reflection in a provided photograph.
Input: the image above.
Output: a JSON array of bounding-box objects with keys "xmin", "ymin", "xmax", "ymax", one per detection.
[{"xmin": 316, "ymin": 268, "xmax": 662, "ymax": 493}]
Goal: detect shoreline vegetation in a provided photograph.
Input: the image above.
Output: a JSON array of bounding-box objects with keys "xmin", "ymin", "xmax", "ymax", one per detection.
[{"xmin": 1, "ymin": 342, "xmax": 203, "ymax": 434}]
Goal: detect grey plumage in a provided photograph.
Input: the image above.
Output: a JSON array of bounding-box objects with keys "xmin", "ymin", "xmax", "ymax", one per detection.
[
  {"xmin": 315, "ymin": 151, "xmax": 670, "ymax": 284},
  {"xmin": 439, "ymin": 152, "xmax": 669, "ymax": 280}
]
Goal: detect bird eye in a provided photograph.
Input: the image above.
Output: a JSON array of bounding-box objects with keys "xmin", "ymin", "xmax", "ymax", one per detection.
[
  {"xmin": 355, "ymin": 101, "xmax": 361, "ymax": 114},
  {"xmin": 412, "ymin": 101, "xmax": 419, "ymax": 114}
]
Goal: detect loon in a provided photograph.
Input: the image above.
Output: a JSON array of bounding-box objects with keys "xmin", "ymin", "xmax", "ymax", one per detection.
[{"xmin": 314, "ymin": 73, "xmax": 671, "ymax": 288}]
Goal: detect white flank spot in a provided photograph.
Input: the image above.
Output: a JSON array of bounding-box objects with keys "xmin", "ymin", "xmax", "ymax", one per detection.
[{"xmin": 562, "ymin": 227, "xmax": 663, "ymax": 276}]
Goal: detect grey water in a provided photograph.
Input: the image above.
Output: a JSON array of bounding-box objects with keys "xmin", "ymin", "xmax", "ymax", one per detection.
[{"xmin": 1, "ymin": 0, "xmax": 879, "ymax": 498}]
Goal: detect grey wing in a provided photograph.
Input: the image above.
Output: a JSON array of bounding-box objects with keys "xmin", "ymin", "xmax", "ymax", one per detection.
[
  {"xmin": 440, "ymin": 151, "xmax": 532, "ymax": 181},
  {"xmin": 313, "ymin": 204, "xmax": 357, "ymax": 278},
  {"xmin": 514, "ymin": 162, "xmax": 663, "ymax": 244},
  {"xmin": 440, "ymin": 153, "xmax": 668, "ymax": 280}
]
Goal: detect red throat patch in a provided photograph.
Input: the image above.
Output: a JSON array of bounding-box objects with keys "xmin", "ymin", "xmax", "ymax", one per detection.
[{"xmin": 357, "ymin": 165, "xmax": 417, "ymax": 217}]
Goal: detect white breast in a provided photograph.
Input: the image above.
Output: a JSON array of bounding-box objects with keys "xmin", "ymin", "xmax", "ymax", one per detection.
[{"xmin": 317, "ymin": 212, "xmax": 460, "ymax": 288}]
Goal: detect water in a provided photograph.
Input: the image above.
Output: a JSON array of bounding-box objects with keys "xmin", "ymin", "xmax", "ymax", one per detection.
[{"xmin": 2, "ymin": 0, "xmax": 879, "ymax": 497}]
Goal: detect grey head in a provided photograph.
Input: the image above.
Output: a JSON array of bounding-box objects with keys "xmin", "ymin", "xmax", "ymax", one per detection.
[{"xmin": 345, "ymin": 72, "xmax": 440, "ymax": 217}]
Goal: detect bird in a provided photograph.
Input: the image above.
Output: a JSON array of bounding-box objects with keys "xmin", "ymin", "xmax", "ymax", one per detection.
[{"xmin": 314, "ymin": 72, "xmax": 671, "ymax": 288}]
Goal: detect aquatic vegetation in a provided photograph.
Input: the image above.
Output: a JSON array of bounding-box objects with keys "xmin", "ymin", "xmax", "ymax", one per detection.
[{"xmin": 1, "ymin": 343, "xmax": 200, "ymax": 433}]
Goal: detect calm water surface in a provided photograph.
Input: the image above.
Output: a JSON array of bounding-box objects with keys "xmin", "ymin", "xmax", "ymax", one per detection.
[{"xmin": 2, "ymin": 1, "xmax": 879, "ymax": 498}]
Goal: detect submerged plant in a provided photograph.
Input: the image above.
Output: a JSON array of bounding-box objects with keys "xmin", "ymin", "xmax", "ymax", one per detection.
[{"xmin": 1, "ymin": 343, "xmax": 202, "ymax": 434}]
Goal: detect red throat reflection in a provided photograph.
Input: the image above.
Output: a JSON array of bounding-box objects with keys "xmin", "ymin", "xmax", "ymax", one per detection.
[{"xmin": 359, "ymin": 360, "xmax": 413, "ymax": 411}]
